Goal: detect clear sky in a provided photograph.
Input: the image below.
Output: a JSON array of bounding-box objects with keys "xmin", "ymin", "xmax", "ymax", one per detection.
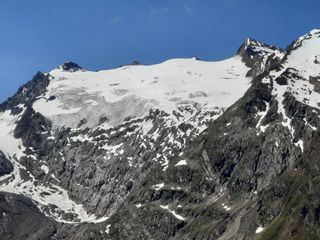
[{"xmin": 0, "ymin": 0, "xmax": 319, "ymax": 101}]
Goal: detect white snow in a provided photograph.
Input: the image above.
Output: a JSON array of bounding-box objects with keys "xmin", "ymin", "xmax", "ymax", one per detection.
[
  {"xmin": 161, "ymin": 157, "xmax": 169, "ymax": 171},
  {"xmin": 255, "ymin": 226, "xmax": 265, "ymax": 233},
  {"xmin": 70, "ymin": 134, "xmax": 92, "ymax": 143},
  {"xmin": 152, "ymin": 183, "xmax": 165, "ymax": 191},
  {"xmin": 1, "ymin": 167, "xmax": 110, "ymax": 223},
  {"xmin": 33, "ymin": 97, "xmax": 81, "ymax": 116},
  {"xmin": 274, "ymin": 82, "xmax": 296, "ymax": 137},
  {"xmin": 160, "ymin": 205, "xmax": 186, "ymax": 221},
  {"xmin": 40, "ymin": 165, "xmax": 49, "ymax": 174},
  {"xmin": 32, "ymin": 56, "xmax": 251, "ymax": 129},
  {"xmin": 265, "ymin": 30, "xmax": 320, "ymax": 151},
  {"xmin": 287, "ymin": 29, "xmax": 320, "ymax": 79},
  {"xmin": 294, "ymin": 140, "xmax": 304, "ymax": 152},
  {"xmin": 127, "ymin": 157, "xmax": 133, "ymax": 167},
  {"xmin": 141, "ymin": 120, "xmax": 154, "ymax": 134},
  {"xmin": 0, "ymin": 110, "xmax": 26, "ymax": 160},
  {"xmin": 84, "ymin": 99, "xmax": 99, "ymax": 106},
  {"xmin": 256, "ymin": 101, "xmax": 270, "ymax": 135},
  {"xmin": 105, "ymin": 224, "xmax": 111, "ymax": 234},
  {"xmin": 51, "ymin": 173, "xmax": 60, "ymax": 182},
  {"xmin": 221, "ymin": 203, "xmax": 231, "ymax": 211},
  {"xmin": 175, "ymin": 160, "xmax": 187, "ymax": 166}
]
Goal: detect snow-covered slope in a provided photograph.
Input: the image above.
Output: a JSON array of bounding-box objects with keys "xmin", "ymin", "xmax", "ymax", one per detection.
[
  {"xmin": 285, "ymin": 29, "xmax": 320, "ymax": 77},
  {"xmin": 33, "ymin": 56, "xmax": 251, "ymax": 129},
  {"xmin": 257, "ymin": 29, "xmax": 320, "ymax": 150}
]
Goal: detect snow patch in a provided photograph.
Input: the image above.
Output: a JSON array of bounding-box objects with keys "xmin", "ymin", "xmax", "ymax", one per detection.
[
  {"xmin": 175, "ymin": 160, "xmax": 187, "ymax": 166},
  {"xmin": 40, "ymin": 165, "xmax": 49, "ymax": 174},
  {"xmin": 160, "ymin": 205, "xmax": 186, "ymax": 221},
  {"xmin": 221, "ymin": 203, "xmax": 231, "ymax": 211},
  {"xmin": 105, "ymin": 224, "xmax": 111, "ymax": 234},
  {"xmin": 256, "ymin": 101, "xmax": 270, "ymax": 135},
  {"xmin": 255, "ymin": 226, "xmax": 265, "ymax": 233},
  {"xmin": 152, "ymin": 183, "xmax": 165, "ymax": 191}
]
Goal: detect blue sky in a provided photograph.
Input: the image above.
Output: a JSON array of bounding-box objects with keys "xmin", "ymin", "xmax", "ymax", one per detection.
[{"xmin": 0, "ymin": 0, "xmax": 319, "ymax": 101}]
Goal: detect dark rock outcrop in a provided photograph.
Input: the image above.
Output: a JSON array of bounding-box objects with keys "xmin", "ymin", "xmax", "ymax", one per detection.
[
  {"xmin": 0, "ymin": 192, "xmax": 57, "ymax": 240},
  {"xmin": 0, "ymin": 152, "xmax": 13, "ymax": 177}
]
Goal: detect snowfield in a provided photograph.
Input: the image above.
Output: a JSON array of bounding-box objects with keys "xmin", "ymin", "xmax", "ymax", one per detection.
[{"xmin": 33, "ymin": 56, "xmax": 252, "ymax": 129}]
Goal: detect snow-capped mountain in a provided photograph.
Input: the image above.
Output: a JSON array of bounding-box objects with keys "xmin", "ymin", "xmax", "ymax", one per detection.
[
  {"xmin": 34, "ymin": 56, "xmax": 252, "ymax": 129},
  {"xmin": 0, "ymin": 29, "xmax": 319, "ymax": 240}
]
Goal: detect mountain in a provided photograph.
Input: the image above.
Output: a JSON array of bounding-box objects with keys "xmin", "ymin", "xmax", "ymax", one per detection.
[{"xmin": 0, "ymin": 29, "xmax": 319, "ymax": 240}]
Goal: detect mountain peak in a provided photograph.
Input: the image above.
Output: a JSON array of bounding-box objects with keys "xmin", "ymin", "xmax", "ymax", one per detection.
[
  {"xmin": 57, "ymin": 61, "xmax": 84, "ymax": 72},
  {"xmin": 309, "ymin": 28, "xmax": 320, "ymax": 35},
  {"xmin": 244, "ymin": 37, "xmax": 266, "ymax": 47},
  {"xmin": 237, "ymin": 37, "xmax": 282, "ymax": 69},
  {"xmin": 289, "ymin": 28, "xmax": 320, "ymax": 51},
  {"xmin": 237, "ymin": 38, "xmax": 280, "ymax": 56}
]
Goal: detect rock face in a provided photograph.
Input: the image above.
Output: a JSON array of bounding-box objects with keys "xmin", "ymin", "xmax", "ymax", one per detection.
[
  {"xmin": 0, "ymin": 153, "xmax": 13, "ymax": 177},
  {"xmin": 0, "ymin": 192, "xmax": 57, "ymax": 240},
  {"xmin": 0, "ymin": 29, "xmax": 320, "ymax": 239}
]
